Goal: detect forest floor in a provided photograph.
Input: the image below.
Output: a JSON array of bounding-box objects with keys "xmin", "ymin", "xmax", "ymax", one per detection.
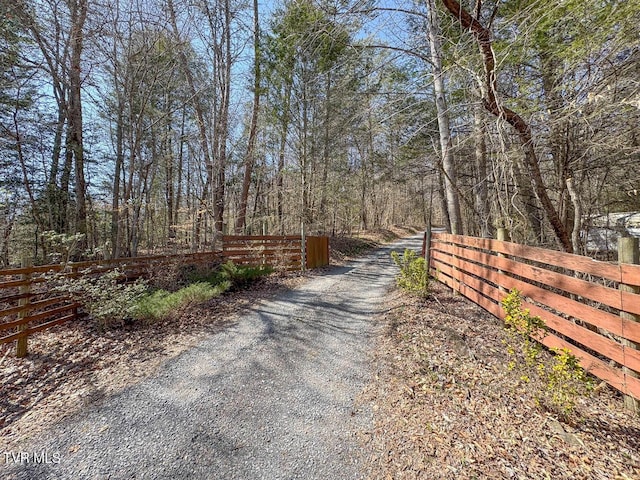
[
  {"xmin": 0, "ymin": 226, "xmax": 418, "ymax": 454},
  {"xmin": 360, "ymin": 282, "xmax": 640, "ymax": 480}
]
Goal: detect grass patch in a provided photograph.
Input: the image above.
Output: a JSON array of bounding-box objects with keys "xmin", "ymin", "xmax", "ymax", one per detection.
[
  {"xmin": 134, "ymin": 281, "xmax": 231, "ymax": 322},
  {"xmin": 135, "ymin": 261, "xmax": 273, "ymax": 322}
]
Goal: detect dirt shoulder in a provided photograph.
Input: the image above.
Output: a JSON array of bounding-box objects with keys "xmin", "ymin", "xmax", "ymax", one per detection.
[
  {"xmin": 360, "ymin": 282, "xmax": 640, "ymax": 479},
  {"xmin": 330, "ymin": 226, "xmax": 421, "ymax": 264}
]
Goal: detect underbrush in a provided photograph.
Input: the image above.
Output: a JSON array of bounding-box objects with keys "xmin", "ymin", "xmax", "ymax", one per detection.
[
  {"xmin": 133, "ymin": 281, "xmax": 232, "ymax": 322},
  {"xmin": 390, "ymin": 248, "xmax": 429, "ymax": 296},
  {"xmin": 134, "ymin": 261, "xmax": 273, "ymax": 322},
  {"xmin": 501, "ymin": 289, "xmax": 594, "ymax": 416},
  {"xmin": 53, "ymin": 261, "xmax": 273, "ymax": 327},
  {"xmin": 188, "ymin": 262, "xmax": 273, "ymax": 290}
]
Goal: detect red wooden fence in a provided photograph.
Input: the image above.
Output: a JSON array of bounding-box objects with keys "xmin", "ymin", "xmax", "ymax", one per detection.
[
  {"xmin": 221, "ymin": 235, "xmax": 329, "ymax": 270},
  {"xmin": 0, "ymin": 251, "xmax": 222, "ymax": 355},
  {"xmin": 1, "ymin": 235, "xmax": 330, "ymax": 356},
  {"xmin": 426, "ymin": 232, "xmax": 640, "ymax": 401},
  {"xmin": 222, "ymin": 235, "xmax": 303, "ymax": 270}
]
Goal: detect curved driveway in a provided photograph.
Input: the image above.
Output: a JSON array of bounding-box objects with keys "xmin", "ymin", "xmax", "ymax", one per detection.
[{"xmin": 4, "ymin": 235, "xmax": 423, "ymax": 480}]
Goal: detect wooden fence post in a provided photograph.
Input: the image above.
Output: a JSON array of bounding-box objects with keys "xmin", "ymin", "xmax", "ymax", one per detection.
[
  {"xmin": 301, "ymin": 227, "xmax": 307, "ymax": 272},
  {"xmin": 16, "ymin": 256, "xmax": 32, "ymax": 358},
  {"xmin": 497, "ymin": 228, "xmax": 510, "ymax": 293},
  {"xmin": 619, "ymin": 236, "xmax": 640, "ymax": 413},
  {"xmin": 424, "ymin": 224, "xmax": 432, "ymax": 276}
]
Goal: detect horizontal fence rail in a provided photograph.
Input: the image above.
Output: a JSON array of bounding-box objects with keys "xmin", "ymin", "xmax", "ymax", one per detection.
[
  {"xmin": 222, "ymin": 235, "xmax": 303, "ymax": 271},
  {"xmin": 0, "ymin": 251, "xmax": 222, "ymax": 356},
  {"xmin": 221, "ymin": 235, "xmax": 330, "ymax": 271},
  {"xmin": 427, "ymin": 232, "xmax": 640, "ymax": 403},
  {"xmin": 1, "ymin": 235, "xmax": 330, "ymax": 357}
]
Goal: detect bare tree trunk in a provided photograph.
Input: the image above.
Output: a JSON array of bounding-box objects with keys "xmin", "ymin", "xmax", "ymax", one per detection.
[
  {"xmin": 111, "ymin": 99, "xmax": 124, "ymax": 258},
  {"xmin": 68, "ymin": 0, "xmax": 88, "ymax": 243},
  {"xmin": 428, "ymin": 0, "xmax": 463, "ymax": 235},
  {"xmin": 167, "ymin": 0, "xmax": 214, "ymax": 247},
  {"xmin": 236, "ymin": 0, "xmax": 260, "ymax": 234},
  {"xmin": 513, "ymin": 156, "xmax": 542, "ymax": 243},
  {"xmin": 566, "ymin": 176, "xmax": 582, "ymax": 254},
  {"xmin": 319, "ymin": 71, "xmax": 331, "ymax": 231},
  {"xmin": 436, "ymin": 160, "xmax": 451, "ymax": 231},
  {"xmin": 473, "ymin": 103, "xmax": 491, "ymax": 237},
  {"xmin": 277, "ymin": 78, "xmax": 293, "ymax": 234}
]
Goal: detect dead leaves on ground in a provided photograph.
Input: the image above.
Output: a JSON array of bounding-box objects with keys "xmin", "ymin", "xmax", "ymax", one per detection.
[{"xmin": 361, "ymin": 283, "xmax": 640, "ymax": 480}]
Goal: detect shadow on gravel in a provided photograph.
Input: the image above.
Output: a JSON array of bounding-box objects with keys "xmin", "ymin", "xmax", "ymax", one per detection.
[{"xmin": 319, "ymin": 265, "xmax": 355, "ymax": 276}]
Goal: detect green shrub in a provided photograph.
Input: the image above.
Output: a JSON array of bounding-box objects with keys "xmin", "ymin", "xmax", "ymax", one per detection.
[
  {"xmin": 218, "ymin": 261, "xmax": 273, "ymax": 288},
  {"xmin": 135, "ymin": 261, "xmax": 271, "ymax": 322},
  {"xmin": 51, "ymin": 268, "xmax": 148, "ymax": 329},
  {"xmin": 502, "ymin": 288, "xmax": 546, "ymax": 370},
  {"xmin": 391, "ymin": 249, "xmax": 429, "ymax": 296},
  {"xmin": 501, "ymin": 289, "xmax": 593, "ymax": 415},
  {"xmin": 546, "ymin": 347, "xmax": 594, "ymax": 415}
]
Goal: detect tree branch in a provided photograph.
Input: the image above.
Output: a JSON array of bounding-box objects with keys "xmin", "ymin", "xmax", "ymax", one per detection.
[{"xmin": 440, "ymin": 0, "xmax": 573, "ymax": 252}]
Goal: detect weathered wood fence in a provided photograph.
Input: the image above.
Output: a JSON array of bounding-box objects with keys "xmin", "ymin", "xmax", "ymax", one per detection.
[
  {"xmin": 222, "ymin": 235, "xmax": 329, "ymax": 270},
  {"xmin": 424, "ymin": 231, "xmax": 640, "ymax": 406},
  {"xmin": 1, "ymin": 235, "xmax": 330, "ymax": 357}
]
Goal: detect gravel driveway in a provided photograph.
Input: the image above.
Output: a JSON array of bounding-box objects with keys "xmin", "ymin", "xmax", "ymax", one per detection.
[{"xmin": 3, "ymin": 235, "xmax": 422, "ymax": 480}]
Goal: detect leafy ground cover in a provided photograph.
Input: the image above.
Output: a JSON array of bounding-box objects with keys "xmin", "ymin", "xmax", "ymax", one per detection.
[{"xmin": 359, "ymin": 282, "xmax": 640, "ymax": 479}]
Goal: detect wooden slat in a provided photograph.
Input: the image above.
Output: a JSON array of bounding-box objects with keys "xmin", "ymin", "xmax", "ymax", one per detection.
[
  {"xmin": 457, "ymin": 281, "xmax": 502, "ymax": 318},
  {"xmin": 223, "ymin": 235, "xmax": 301, "ymax": 241},
  {"xmin": 0, "ymin": 265, "xmax": 62, "ymax": 276},
  {"xmin": 431, "ymin": 256, "xmax": 503, "ymax": 304},
  {"xmin": 0, "ymin": 296, "xmax": 70, "ymax": 318},
  {"xmin": 223, "ymin": 244, "xmax": 300, "ymax": 252},
  {"xmin": 0, "ymin": 277, "xmax": 47, "ymax": 289},
  {"xmin": 223, "ymin": 238, "xmax": 300, "ymax": 244},
  {"xmin": 523, "ymin": 301, "xmax": 640, "ymax": 373},
  {"xmin": 0, "ymin": 292, "xmax": 31, "ymax": 303},
  {"xmin": 0, "ymin": 303, "xmax": 79, "ymax": 331},
  {"xmin": 620, "ymin": 264, "xmax": 640, "ymax": 287},
  {"xmin": 432, "ymin": 250, "xmax": 506, "ymax": 293},
  {"xmin": 433, "ymin": 233, "xmax": 622, "ymax": 282},
  {"xmin": 222, "ymin": 253, "xmax": 302, "ymax": 261},
  {"xmin": 433, "ymin": 241, "xmax": 633, "ymax": 314},
  {"xmin": 431, "ymin": 248, "xmax": 640, "ymax": 344},
  {"xmin": 534, "ymin": 329, "xmax": 640, "ymax": 400},
  {"xmin": 0, "ymin": 313, "xmax": 75, "ymax": 344},
  {"xmin": 221, "ymin": 248, "xmax": 301, "ymax": 256},
  {"xmin": 431, "ymin": 260, "xmax": 503, "ymax": 319},
  {"xmin": 225, "ymin": 258, "xmax": 301, "ymax": 266}
]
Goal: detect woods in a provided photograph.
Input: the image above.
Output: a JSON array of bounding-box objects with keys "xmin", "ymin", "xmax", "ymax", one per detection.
[{"xmin": 1, "ymin": 0, "xmax": 639, "ymax": 265}]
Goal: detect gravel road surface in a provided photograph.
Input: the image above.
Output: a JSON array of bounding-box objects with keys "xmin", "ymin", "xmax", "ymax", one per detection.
[{"xmin": 3, "ymin": 235, "xmax": 422, "ymax": 480}]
